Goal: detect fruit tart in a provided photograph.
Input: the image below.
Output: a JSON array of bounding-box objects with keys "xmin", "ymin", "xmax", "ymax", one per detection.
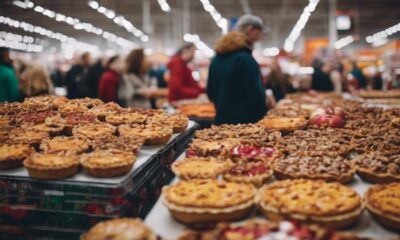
[
  {"xmin": 273, "ymin": 154, "xmax": 355, "ymax": 183},
  {"xmin": 259, "ymin": 179, "xmax": 364, "ymax": 229},
  {"xmin": 223, "ymin": 161, "xmax": 273, "ymax": 187},
  {"xmin": 91, "ymin": 135, "xmax": 144, "ymax": 155},
  {"xmin": 229, "ymin": 144, "xmax": 277, "ymax": 164},
  {"xmin": 163, "ymin": 179, "xmax": 256, "ymax": 225},
  {"xmin": 24, "ymin": 152, "xmax": 79, "ymax": 179},
  {"xmin": 365, "ymin": 183, "xmax": 400, "ymax": 231},
  {"xmin": 72, "ymin": 123, "xmax": 116, "ymax": 140},
  {"xmin": 258, "ymin": 116, "xmax": 308, "ymax": 132},
  {"xmin": 81, "ymin": 218, "xmax": 157, "ymax": 240},
  {"xmin": 187, "ymin": 139, "xmax": 240, "ymax": 157},
  {"xmin": 172, "ymin": 157, "xmax": 234, "ymax": 180},
  {"xmin": 105, "ymin": 111, "xmax": 147, "ymax": 125},
  {"xmin": 80, "ymin": 149, "xmax": 136, "ymax": 177},
  {"xmin": 118, "ymin": 124, "xmax": 172, "ymax": 145},
  {"xmin": 40, "ymin": 136, "xmax": 89, "ymax": 155},
  {"xmin": 148, "ymin": 113, "xmax": 189, "ymax": 133},
  {"xmin": 0, "ymin": 143, "xmax": 33, "ymax": 169},
  {"xmin": 355, "ymin": 151, "xmax": 400, "ymax": 183},
  {"xmin": 9, "ymin": 128, "xmax": 49, "ymax": 148}
]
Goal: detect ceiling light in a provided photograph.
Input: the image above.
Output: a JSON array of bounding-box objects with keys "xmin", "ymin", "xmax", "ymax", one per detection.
[
  {"xmin": 105, "ymin": 10, "xmax": 115, "ymax": 19},
  {"xmin": 199, "ymin": 0, "xmax": 228, "ymax": 34},
  {"xmin": 334, "ymin": 35, "xmax": 354, "ymax": 49},
  {"xmin": 88, "ymin": 0, "xmax": 99, "ymax": 9},
  {"xmin": 365, "ymin": 22, "xmax": 400, "ymax": 47},
  {"xmin": 183, "ymin": 33, "xmax": 214, "ymax": 57},
  {"xmin": 158, "ymin": 0, "xmax": 171, "ymax": 12},
  {"xmin": 141, "ymin": 35, "xmax": 149, "ymax": 42}
]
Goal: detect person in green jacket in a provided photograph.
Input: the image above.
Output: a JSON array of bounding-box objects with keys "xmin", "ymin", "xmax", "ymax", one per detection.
[
  {"xmin": 207, "ymin": 15, "xmax": 267, "ymax": 124},
  {"xmin": 0, "ymin": 47, "xmax": 20, "ymax": 102}
]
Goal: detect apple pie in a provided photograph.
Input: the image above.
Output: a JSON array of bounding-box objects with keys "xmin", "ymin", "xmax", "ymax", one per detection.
[
  {"xmin": 24, "ymin": 153, "xmax": 79, "ymax": 179},
  {"xmin": 0, "ymin": 143, "xmax": 33, "ymax": 169},
  {"xmin": 40, "ymin": 136, "xmax": 89, "ymax": 155},
  {"xmin": 258, "ymin": 116, "xmax": 308, "ymax": 132},
  {"xmin": 355, "ymin": 152, "xmax": 400, "ymax": 183},
  {"xmin": 72, "ymin": 123, "xmax": 116, "ymax": 140},
  {"xmin": 172, "ymin": 157, "xmax": 234, "ymax": 180},
  {"xmin": 118, "ymin": 124, "xmax": 172, "ymax": 145}
]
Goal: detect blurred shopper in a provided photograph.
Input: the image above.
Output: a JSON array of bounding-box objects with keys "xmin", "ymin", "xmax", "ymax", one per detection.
[
  {"xmin": 20, "ymin": 64, "xmax": 54, "ymax": 98},
  {"xmin": 149, "ymin": 62, "xmax": 168, "ymax": 88},
  {"xmin": 98, "ymin": 55, "xmax": 123, "ymax": 103},
  {"xmin": 119, "ymin": 49, "xmax": 151, "ymax": 108},
  {"xmin": 207, "ymin": 15, "xmax": 267, "ymax": 124},
  {"xmin": 80, "ymin": 57, "xmax": 106, "ymax": 98},
  {"xmin": 0, "ymin": 47, "xmax": 20, "ymax": 102},
  {"xmin": 351, "ymin": 62, "xmax": 367, "ymax": 89},
  {"xmin": 50, "ymin": 62, "xmax": 64, "ymax": 87},
  {"xmin": 167, "ymin": 43, "xmax": 204, "ymax": 102},
  {"xmin": 266, "ymin": 59, "xmax": 293, "ymax": 101},
  {"xmin": 65, "ymin": 52, "xmax": 91, "ymax": 99},
  {"xmin": 311, "ymin": 59, "xmax": 334, "ymax": 91}
]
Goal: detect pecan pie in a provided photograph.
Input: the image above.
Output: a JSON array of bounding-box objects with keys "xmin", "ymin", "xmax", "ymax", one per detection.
[
  {"xmin": 40, "ymin": 136, "xmax": 89, "ymax": 155},
  {"xmin": 365, "ymin": 183, "xmax": 400, "ymax": 231},
  {"xmin": 24, "ymin": 153, "xmax": 79, "ymax": 179},
  {"xmin": 259, "ymin": 179, "xmax": 364, "ymax": 229},
  {"xmin": 9, "ymin": 128, "xmax": 49, "ymax": 148},
  {"xmin": 223, "ymin": 161, "xmax": 273, "ymax": 187},
  {"xmin": 187, "ymin": 139, "xmax": 240, "ymax": 157},
  {"xmin": 273, "ymin": 154, "xmax": 355, "ymax": 183},
  {"xmin": 80, "ymin": 149, "xmax": 136, "ymax": 177},
  {"xmin": 81, "ymin": 218, "xmax": 157, "ymax": 240},
  {"xmin": 14, "ymin": 110, "xmax": 58, "ymax": 125},
  {"xmin": 355, "ymin": 152, "xmax": 400, "ymax": 183},
  {"xmin": 72, "ymin": 123, "xmax": 116, "ymax": 140},
  {"xmin": 172, "ymin": 157, "xmax": 234, "ymax": 180},
  {"xmin": 163, "ymin": 179, "xmax": 256, "ymax": 224},
  {"xmin": 105, "ymin": 112, "xmax": 147, "ymax": 125},
  {"xmin": 0, "ymin": 143, "xmax": 33, "ymax": 169},
  {"xmin": 118, "ymin": 124, "xmax": 172, "ymax": 145},
  {"xmin": 91, "ymin": 135, "xmax": 144, "ymax": 155},
  {"xmin": 258, "ymin": 116, "xmax": 308, "ymax": 132},
  {"xmin": 148, "ymin": 113, "xmax": 189, "ymax": 133}
]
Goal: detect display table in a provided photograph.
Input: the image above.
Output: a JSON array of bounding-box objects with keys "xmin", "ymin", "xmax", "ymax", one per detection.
[
  {"xmin": 0, "ymin": 121, "xmax": 198, "ymax": 240},
  {"xmin": 145, "ymin": 157, "xmax": 399, "ymax": 240}
]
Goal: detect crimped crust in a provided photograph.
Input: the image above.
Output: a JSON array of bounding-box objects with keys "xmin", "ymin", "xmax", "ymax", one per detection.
[
  {"xmin": 21, "ymin": 123, "xmax": 64, "ymax": 137},
  {"xmin": 81, "ymin": 218, "xmax": 157, "ymax": 240},
  {"xmin": 187, "ymin": 139, "xmax": 240, "ymax": 157},
  {"xmin": 223, "ymin": 162, "xmax": 273, "ymax": 187},
  {"xmin": 80, "ymin": 149, "xmax": 136, "ymax": 177},
  {"xmin": 40, "ymin": 136, "xmax": 89, "ymax": 155},
  {"xmin": 0, "ymin": 143, "xmax": 33, "ymax": 169},
  {"xmin": 355, "ymin": 152, "xmax": 400, "ymax": 183},
  {"xmin": 9, "ymin": 128, "xmax": 49, "ymax": 147},
  {"xmin": 259, "ymin": 179, "xmax": 364, "ymax": 229},
  {"xmin": 91, "ymin": 135, "xmax": 144, "ymax": 154},
  {"xmin": 172, "ymin": 157, "xmax": 234, "ymax": 180},
  {"xmin": 118, "ymin": 124, "xmax": 172, "ymax": 145},
  {"xmin": 105, "ymin": 112, "xmax": 147, "ymax": 125},
  {"xmin": 72, "ymin": 123, "xmax": 116, "ymax": 140},
  {"xmin": 148, "ymin": 113, "xmax": 189, "ymax": 133},
  {"xmin": 24, "ymin": 153, "xmax": 79, "ymax": 179},
  {"xmin": 258, "ymin": 116, "xmax": 308, "ymax": 132},
  {"xmin": 365, "ymin": 183, "xmax": 400, "ymax": 231},
  {"xmin": 88, "ymin": 102, "xmax": 121, "ymax": 120}
]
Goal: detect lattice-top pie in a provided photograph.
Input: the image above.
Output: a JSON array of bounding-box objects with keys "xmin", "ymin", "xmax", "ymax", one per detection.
[
  {"xmin": 72, "ymin": 123, "xmax": 116, "ymax": 140},
  {"xmin": 172, "ymin": 157, "xmax": 234, "ymax": 180},
  {"xmin": 40, "ymin": 136, "xmax": 89, "ymax": 155},
  {"xmin": 258, "ymin": 116, "xmax": 307, "ymax": 132},
  {"xmin": 355, "ymin": 151, "xmax": 400, "ymax": 183},
  {"xmin": 24, "ymin": 153, "xmax": 79, "ymax": 179},
  {"xmin": 118, "ymin": 124, "xmax": 172, "ymax": 145},
  {"xmin": 365, "ymin": 183, "xmax": 400, "ymax": 231},
  {"xmin": 0, "ymin": 143, "xmax": 33, "ymax": 169},
  {"xmin": 81, "ymin": 218, "xmax": 157, "ymax": 240},
  {"xmin": 259, "ymin": 179, "xmax": 364, "ymax": 229}
]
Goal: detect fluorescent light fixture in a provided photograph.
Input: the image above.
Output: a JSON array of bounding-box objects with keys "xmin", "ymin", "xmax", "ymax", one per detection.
[
  {"xmin": 199, "ymin": 0, "xmax": 228, "ymax": 34},
  {"xmin": 334, "ymin": 35, "xmax": 354, "ymax": 49},
  {"xmin": 298, "ymin": 67, "xmax": 314, "ymax": 75},
  {"xmin": 183, "ymin": 33, "xmax": 214, "ymax": 57},
  {"xmin": 365, "ymin": 22, "xmax": 400, "ymax": 47},
  {"xmin": 336, "ymin": 15, "xmax": 351, "ymax": 30},
  {"xmin": 158, "ymin": 0, "xmax": 171, "ymax": 12},
  {"xmin": 263, "ymin": 47, "xmax": 280, "ymax": 57}
]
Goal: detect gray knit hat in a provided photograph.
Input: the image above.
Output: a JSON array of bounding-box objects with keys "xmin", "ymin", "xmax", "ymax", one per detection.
[{"xmin": 237, "ymin": 14, "xmax": 264, "ymax": 30}]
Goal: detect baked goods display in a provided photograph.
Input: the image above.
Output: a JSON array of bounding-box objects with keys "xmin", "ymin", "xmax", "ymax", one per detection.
[
  {"xmin": 163, "ymin": 179, "xmax": 256, "ymax": 224},
  {"xmin": 40, "ymin": 136, "xmax": 90, "ymax": 155},
  {"xmin": 148, "ymin": 113, "xmax": 189, "ymax": 133},
  {"xmin": 258, "ymin": 116, "xmax": 308, "ymax": 132},
  {"xmin": 258, "ymin": 179, "xmax": 364, "ymax": 229},
  {"xmin": 172, "ymin": 157, "xmax": 234, "ymax": 180},
  {"xmin": 118, "ymin": 124, "xmax": 173, "ymax": 145},
  {"xmin": 81, "ymin": 218, "xmax": 157, "ymax": 240},
  {"xmin": 0, "ymin": 143, "xmax": 33, "ymax": 169},
  {"xmin": 105, "ymin": 111, "xmax": 147, "ymax": 125},
  {"xmin": 365, "ymin": 183, "xmax": 400, "ymax": 231},
  {"xmin": 355, "ymin": 151, "xmax": 400, "ymax": 183},
  {"xmin": 72, "ymin": 123, "xmax": 116, "ymax": 140}
]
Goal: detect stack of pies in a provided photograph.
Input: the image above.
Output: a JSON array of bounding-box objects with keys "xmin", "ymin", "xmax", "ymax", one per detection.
[{"xmin": 355, "ymin": 151, "xmax": 400, "ymax": 183}]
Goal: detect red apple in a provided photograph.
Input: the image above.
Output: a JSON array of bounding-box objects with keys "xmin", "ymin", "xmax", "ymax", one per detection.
[{"xmin": 310, "ymin": 114, "xmax": 345, "ymax": 128}]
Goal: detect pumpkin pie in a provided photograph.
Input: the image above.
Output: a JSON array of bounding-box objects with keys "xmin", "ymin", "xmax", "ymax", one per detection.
[
  {"xmin": 258, "ymin": 116, "xmax": 308, "ymax": 132},
  {"xmin": 24, "ymin": 152, "xmax": 79, "ymax": 179},
  {"xmin": 355, "ymin": 152, "xmax": 400, "ymax": 183},
  {"xmin": 259, "ymin": 179, "xmax": 364, "ymax": 229},
  {"xmin": 172, "ymin": 157, "xmax": 234, "ymax": 180},
  {"xmin": 0, "ymin": 143, "xmax": 33, "ymax": 169},
  {"xmin": 80, "ymin": 149, "xmax": 136, "ymax": 177},
  {"xmin": 118, "ymin": 124, "xmax": 172, "ymax": 145},
  {"xmin": 163, "ymin": 179, "xmax": 256, "ymax": 225},
  {"xmin": 72, "ymin": 123, "xmax": 116, "ymax": 140},
  {"xmin": 223, "ymin": 161, "xmax": 273, "ymax": 187},
  {"xmin": 365, "ymin": 183, "xmax": 400, "ymax": 231},
  {"xmin": 40, "ymin": 136, "xmax": 89, "ymax": 155}
]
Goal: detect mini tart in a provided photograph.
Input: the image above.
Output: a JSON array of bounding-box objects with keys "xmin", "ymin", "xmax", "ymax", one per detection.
[
  {"xmin": 187, "ymin": 139, "xmax": 240, "ymax": 157},
  {"xmin": 118, "ymin": 124, "xmax": 172, "ymax": 145},
  {"xmin": 223, "ymin": 162, "xmax": 273, "ymax": 187},
  {"xmin": 72, "ymin": 123, "xmax": 116, "ymax": 140},
  {"xmin": 80, "ymin": 149, "xmax": 136, "ymax": 177},
  {"xmin": 9, "ymin": 128, "xmax": 49, "ymax": 148},
  {"xmin": 273, "ymin": 154, "xmax": 355, "ymax": 183},
  {"xmin": 163, "ymin": 179, "xmax": 256, "ymax": 225},
  {"xmin": 69, "ymin": 97, "xmax": 103, "ymax": 109},
  {"xmin": 355, "ymin": 152, "xmax": 400, "ymax": 183},
  {"xmin": 105, "ymin": 112, "xmax": 147, "ymax": 126},
  {"xmin": 172, "ymin": 157, "xmax": 234, "ymax": 180},
  {"xmin": 365, "ymin": 183, "xmax": 400, "ymax": 231},
  {"xmin": 88, "ymin": 102, "xmax": 121, "ymax": 121},
  {"xmin": 23, "ymin": 95, "xmax": 68, "ymax": 109},
  {"xmin": 21, "ymin": 123, "xmax": 64, "ymax": 137},
  {"xmin": 14, "ymin": 110, "xmax": 58, "ymax": 125},
  {"xmin": 40, "ymin": 136, "xmax": 89, "ymax": 155},
  {"xmin": 24, "ymin": 153, "xmax": 79, "ymax": 179},
  {"xmin": 58, "ymin": 103, "xmax": 88, "ymax": 116},
  {"xmin": 229, "ymin": 145, "xmax": 277, "ymax": 164},
  {"xmin": 0, "ymin": 143, "xmax": 33, "ymax": 169},
  {"xmin": 81, "ymin": 218, "xmax": 157, "ymax": 240},
  {"xmin": 91, "ymin": 135, "xmax": 144, "ymax": 155},
  {"xmin": 259, "ymin": 179, "xmax": 364, "ymax": 229},
  {"xmin": 148, "ymin": 113, "xmax": 189, "ymax": 133},
  {"xmin": 46, "ymin": 114, "xmax": 98, "ymax": 135},
  {"xmin": 258, "ymin": 116, "xmax": 308, "ymax": 132}
]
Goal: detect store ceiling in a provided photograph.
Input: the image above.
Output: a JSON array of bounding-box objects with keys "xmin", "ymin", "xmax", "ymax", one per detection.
[{"xmin": 0, "ymin": 0, "xmax": 399, "ymax": 53}]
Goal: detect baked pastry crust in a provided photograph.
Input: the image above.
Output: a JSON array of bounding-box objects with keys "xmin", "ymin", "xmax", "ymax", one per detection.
[
  {"xmin": 105, "ymin": 112, "xmax": 147, "ymax": 125},
  {"xmin": 15, "ymin": 110, "xmax": 58, "ymax": 125},
  {"xmin": 223, "ymin": 161, "xmax": 273, "ymax": 187},
  {"xmin": 40, "ymin": 136, "xmax": 89, "ymax": 155},
  {"xmin": 229, "ymin": 145, "xmax": 278, "ymax": 164},
  {"xmin": 187, "ymin": 139, "xmax": 240, "ymax": 157},
  {"xmin": 273, "ymin": 154, "xmax": 355, "ymax": 183},
  {"xmin": 0, "ymin": 143, "xmax": 33, "ymax": 169},
  {"xmin": 163, "ymin": 179, "xmax": 256, "ymax": 224},
  {"xmin": 72, "ymin": 123, "xmax": 116, "ymax": 140},
  {"xmin": 21, "ymin": 123, "xmax": 64, "ymax": 137},
  {"xmin": 91, "ymin": 135, "xmax": 144, "ymax": 155},
  {"xmin": 118, "ymin": 124, "xmax": 172, "ymax": 145},
  {"xmin": 46, "ymin": 113, "xmax": 98, "ymax": 135},
  {"xmin": 258, "ymin": 116, "xmax": 307, "ymax": 132},
  {"xmin": 365, "ymin": 183, "xmax": 400, "ymax": 231},
  {"xmin": 81, "ymin": 218, "xmax": 157, "ymax": 240},
  {"xmin": 24, "ymin": 153, "xmax": 79, "ymax": 179},
  {"xmin": 148, "ymin": 113, "xmax": 189, "ymax": 133},
  {"xmin": 9, "ymin": 128, "xmax": 49, "ymax": 147},
  {"xmin": 355, "ymin": 152, "xmax": 400, "ymax": 183},
  {"xmin": 87, "ymin": 102, "xmax": 121, "ymax": 121},
  {"xmin": 172, "ymin": 157, "xmax": 234, "ymax": 180},
  {"xmin": 258, "ymin": 179, "xmax": 364, "ymax": 229},
  {"xmin": 80, "ymin": 149, "xmax": 136, "ymax": 177},
  {"xmin": 23, "ymin": 95, "xmax": 68, "ymax": 109}
]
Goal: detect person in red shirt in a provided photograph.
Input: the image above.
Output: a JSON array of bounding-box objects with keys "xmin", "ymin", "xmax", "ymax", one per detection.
[
  {"xmin": 167, "ymin": 43, "xmax": 204, "ymax": 102},
  {"xmin": 98, "ymin": 55, "xmax": 123, "ymax": 103}
]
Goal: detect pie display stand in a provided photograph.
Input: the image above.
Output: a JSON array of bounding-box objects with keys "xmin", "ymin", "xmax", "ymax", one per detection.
[
  {"xmin": 0, "ymin": 121, "xmax": 198, "ymax": 240},
  {"xmin": 144, "ymin": 155, "xmax": 399, "ymax": 240}
]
